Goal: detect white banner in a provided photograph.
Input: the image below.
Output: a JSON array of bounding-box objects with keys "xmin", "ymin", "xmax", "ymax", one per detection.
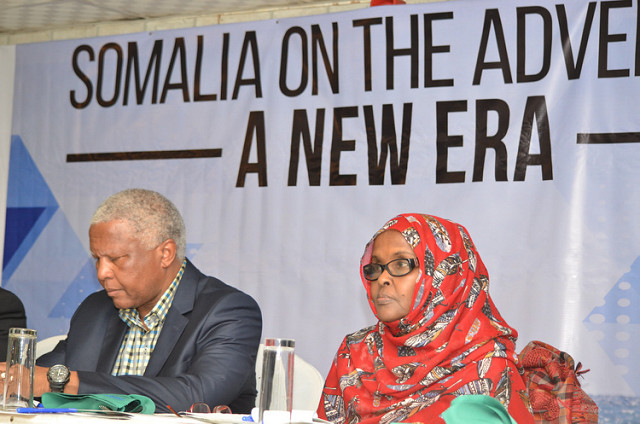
[
  {"xmin": 4, "ymin": 0, "xmax": 640, "ymax": 406},
  {"xmin": 0, "ymin": 45, "xmax": 15, "ymax": 266}
]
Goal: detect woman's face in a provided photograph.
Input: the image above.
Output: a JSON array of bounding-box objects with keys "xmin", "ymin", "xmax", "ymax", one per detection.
[{"xmin": 368, "ymin": 229, "xmax": 419, "ymax": 322}]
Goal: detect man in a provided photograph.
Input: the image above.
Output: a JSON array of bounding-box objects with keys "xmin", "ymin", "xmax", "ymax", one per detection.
[
  {"xmin": 34, "ymin": 188, "xmax": 262, "ymax": 413},
  {"xmin": 0, "ymin": 287, "xmax": 27, "ymax": 361}
]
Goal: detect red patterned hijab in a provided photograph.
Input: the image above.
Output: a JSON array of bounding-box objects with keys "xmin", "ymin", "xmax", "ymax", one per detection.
[{"xmin": 318, "ymin": 214, "xmax": 533, "ymax": 424}]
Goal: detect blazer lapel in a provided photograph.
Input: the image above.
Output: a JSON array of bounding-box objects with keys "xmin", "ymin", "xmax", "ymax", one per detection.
[
  {"xmin": 144, "ymin": 259, "xmax": 198, "ymax": 376},
  {"xmin": 96, "ymin": 313, "xmax": 127, "ymax": 373}
]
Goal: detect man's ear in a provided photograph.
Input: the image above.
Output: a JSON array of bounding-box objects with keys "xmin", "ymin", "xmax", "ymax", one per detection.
[{"xmin": 159, "ymin": 239, "xmax": 178, "ymax": 268}]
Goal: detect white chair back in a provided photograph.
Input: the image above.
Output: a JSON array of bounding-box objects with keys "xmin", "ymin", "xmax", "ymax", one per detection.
[
  {"xmin": 36, "ymin": 334, "xmax": 67, "ymax": 359},
  {"xmin": 255, "ymin": 343, "xmax": 325, "ymax": 411}
]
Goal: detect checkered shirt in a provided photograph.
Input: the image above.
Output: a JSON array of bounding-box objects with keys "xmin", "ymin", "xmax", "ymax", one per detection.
[{"xmin": 111, "ymin": 259, "xmax": 186, "ymax": 376}]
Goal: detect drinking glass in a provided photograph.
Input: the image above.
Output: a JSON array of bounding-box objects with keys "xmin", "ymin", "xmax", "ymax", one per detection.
[
  {"xmin": 2, "ymin": 328, "xmax": 37, "ymax": 410},
  {"xmin": 258, "ymin": 338, "xmax": 295, "ymax": 423}
]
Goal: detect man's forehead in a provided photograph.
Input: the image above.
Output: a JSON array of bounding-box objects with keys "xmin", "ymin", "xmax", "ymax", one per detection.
[{"xmin": 89, "ymin": 220, "xmax": 137, "ymax": 242}]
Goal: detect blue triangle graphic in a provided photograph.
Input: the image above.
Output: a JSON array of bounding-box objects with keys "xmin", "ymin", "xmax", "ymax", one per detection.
[
  {"xmin": 3, "ymin": 207, "xmax": 45, "ymax": 268},
  {"xmin": 2, "ymin": 136, "xmax": 59, "ymax": 283},
  {"xmin": 49, "ymin": 258, "xmax": 102, "ymax": 318},
  {"xmin": 585, "ymin": 255, "xmax": 640, "ymax": 395},
  {"xmin": 587, "ymin": 256, "xmax": 640, "ymax": 324},
  {"xmin": 6, "ymin": 135, "xmax": 58, "ymax": 207},
  {"xmin": 186, "ymin": 243, "xmax": 203, "ymax": 257}
]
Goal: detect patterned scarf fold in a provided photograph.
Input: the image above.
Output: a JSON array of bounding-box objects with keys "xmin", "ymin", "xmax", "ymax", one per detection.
[{"xmin": 318, "ymin": 214, "xmax": 534, "ymax": 424}]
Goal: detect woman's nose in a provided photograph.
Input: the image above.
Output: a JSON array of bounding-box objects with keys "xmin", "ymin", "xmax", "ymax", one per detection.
[{"xmin": 377, "ymin": 269, "xmax": 392, "ymax": 286}]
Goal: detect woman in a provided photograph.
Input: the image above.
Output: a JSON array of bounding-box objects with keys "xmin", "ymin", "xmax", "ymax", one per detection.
[{"xmin": 318, "ymin": 214, "xmax": 534, "ymax": 424}]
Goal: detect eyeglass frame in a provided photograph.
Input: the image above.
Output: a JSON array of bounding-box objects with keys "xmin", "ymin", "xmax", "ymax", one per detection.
[
  {"xmin": 187, "ymin": 402, "xmax": 232, "ymax": 414},
  {"xmin": 362, "ymin": 258, "xmax": 419, "ymax": 281}
]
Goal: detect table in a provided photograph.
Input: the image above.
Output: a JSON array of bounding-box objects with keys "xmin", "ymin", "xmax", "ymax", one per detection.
[
  {"xmin": 0, "ymin": 409, "xmax": 319, "ymax": 423},
  {"xmin": 0, "ymin": 411, "xmax": 249, "ymax": 424}
]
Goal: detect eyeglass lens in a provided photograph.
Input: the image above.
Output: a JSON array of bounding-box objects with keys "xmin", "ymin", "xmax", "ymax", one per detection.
[
  {"xmin": 188, "ymin": 403, "xmax": 232, "ymax": 414},
  {"xmin": 363, "ymin": 258, "xmax": 416, "ymax": 280},
  {"xmin": 189, "ymin": 402, "xmax": 211, "ymax": 413}
]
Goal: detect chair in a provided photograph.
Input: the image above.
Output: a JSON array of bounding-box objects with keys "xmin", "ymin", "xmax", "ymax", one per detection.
[
  {"xmin": 36, "ymin": 334, "xmax": 67, "ymax": 359},
  {"xmin": 255, "ymin": 343, "xmax": 325, "ymax": 411}
]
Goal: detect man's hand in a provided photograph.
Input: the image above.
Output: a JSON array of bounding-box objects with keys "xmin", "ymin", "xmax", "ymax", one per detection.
[
  {"xmin": 1, "ymin": 362, "xmax": 80, "ymax": 396},
  {"xmin": 34, "ymin": 365, "xmax": 50, "ymax": 396},
  {"xmin": 34, "ymin": 365, "xmax": 80, "ymax": 396}
]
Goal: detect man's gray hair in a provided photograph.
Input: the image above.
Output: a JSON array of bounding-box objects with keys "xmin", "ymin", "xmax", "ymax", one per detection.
[{"xmin": 90, "ymin": 188, "xmax": 186, "ymax": 259}]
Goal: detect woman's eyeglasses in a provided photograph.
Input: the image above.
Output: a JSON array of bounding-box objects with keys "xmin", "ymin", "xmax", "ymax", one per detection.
[{"xmin": 363, "ymin": 258, "xmax": 419, "ymax": 281}]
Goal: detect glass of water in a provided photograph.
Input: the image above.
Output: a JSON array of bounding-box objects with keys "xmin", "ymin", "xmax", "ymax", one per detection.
[{"xmin": 258, "ymin": 338, "xmax": 295, "ymax": 423}]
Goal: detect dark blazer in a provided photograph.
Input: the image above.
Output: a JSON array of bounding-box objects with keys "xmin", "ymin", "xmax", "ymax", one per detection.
[
  {"xmin": 0, "ymin": 287, "xmax": 27, "ymax": 361},
  {"xmin": 37, "ymin": 259, "xmax": 262, "ymax": 414}
]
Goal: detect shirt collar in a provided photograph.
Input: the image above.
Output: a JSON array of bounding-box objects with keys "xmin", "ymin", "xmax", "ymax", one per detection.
[{"xmin": 118, "ymin": 259, "xmax": 187, "ymax": 330}]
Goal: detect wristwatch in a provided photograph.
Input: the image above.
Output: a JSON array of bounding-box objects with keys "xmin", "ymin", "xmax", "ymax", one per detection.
[{"xmin": 47, "ymin": 364, "xmax": 70, "ymax": 393}]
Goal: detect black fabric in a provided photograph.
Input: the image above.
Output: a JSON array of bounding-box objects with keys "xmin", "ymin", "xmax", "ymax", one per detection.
[{"xmin": 0, "ymin": 287, "xmax": 27, "ymax": 361}]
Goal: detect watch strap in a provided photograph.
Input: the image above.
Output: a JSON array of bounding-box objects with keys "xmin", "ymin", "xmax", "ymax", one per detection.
[
  {"xmin": 49, "ymin": 381, "xmax": 66, "ymax": 393},
  {"xmin": 47, "ymin": 365, "xmax": 70, "ymax": 393}
]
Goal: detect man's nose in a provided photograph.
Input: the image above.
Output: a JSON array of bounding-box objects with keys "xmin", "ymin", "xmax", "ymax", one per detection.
[{"xmin": 95, "ymin": 259, "xmax": 113, "ymax": 281}]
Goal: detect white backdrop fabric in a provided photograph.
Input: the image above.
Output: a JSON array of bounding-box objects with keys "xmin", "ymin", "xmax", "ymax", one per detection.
[
  {"xmin": 0, "ymin": 45, "xmax": 15, "ymax": 265},
  {"xmin": 3, "ymin": 0, "xmax": 640, "ymax": 401}
]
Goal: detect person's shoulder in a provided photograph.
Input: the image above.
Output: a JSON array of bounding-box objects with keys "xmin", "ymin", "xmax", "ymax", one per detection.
[
  {"xmin": 187, "ymin": 260, "xmax": 249, "ymax": 294},
  {"xmin": 186, "ymin": 260, "xmax": 260, "ymax": 308},
  {"xmin": 74, "ymin": 290, "xmax": 111, "ymax": 311},
  {"xmin": 0, "ymin": 287, "xmax": 25, "ymax": 312},
  {"xmin": 0, "ymin": 287, "xmax": 23, "ymax": 302},
  {"xmin": 344, "ymin": 324, "xmax": 377, "ymax": 346},
  {"xmin": 199, "ymin": 276, "xmax": 259, "ymax": 308}
]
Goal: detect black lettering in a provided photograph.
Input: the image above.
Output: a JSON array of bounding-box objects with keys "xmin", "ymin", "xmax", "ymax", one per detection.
[
  {"xmin": 236, "ymin": 111, "xmax": 268, "ymax": 187},
  {"xmin": 160, "ymin": 38, "xmax": 190, "ymax": 103},
  {"xmin": 386, "ymin": 15, "xmax": 419, "ymax": 89},
  {"xmin": 353, "ymin": 18, "xmax": 383, "ymax": 92},
  {"xmin": 233, "ymin": 31, "xmax": 262, "ymax": 99},
  {"xmin": 280, "ymin": 27, "xmax": 308, "ymax": 97},
  {"xmin": 514, "ymin": 96, "xmax": 553, "ymax": 181},
  {"xmin": 364, "ymin": 103, "xmax": 412, "ymax": 185},
  {"xmin": 311, "ymin": 23, "xmax": 339, "ymax": 95},
  {"xmin": 220, "ymin": 33, "xmax": 230, "ymax": 100},
  {"xmin": 436, "ymin": 101, "xmax": 467, "ymax": 183},
  {"xmin": 517, "ymin": 7, "xmax": 552, "ymax": 83},
  {"xmin": 70, "ymin": 45, "xmax": 94, "ymax": 109},
  {"xmin": 473, "ymin": 99, "xmax": 509, "ymax": 182},
  {"xmin": 599, "ymin": 0, "xmax": 632, "ymax": 78},
  {"xmin": 288, "ymin": 109, "xmax": 325, "ymax": 186},
  {"xmin": 329, "ymin": 107, "xmax": 358, "ymax": 186},
  {"xmin": 424, "ymin": 12, "xmax": 454, "ymax": 88},
  {"xmin": 123, "ymin": 40, "xmax": 162, "ymax": 105},
  {"xmin": 96, "ymin": 43, "xmax": 123, "ymax": 108},
  {"xmin": 636, "ymin": 0, "xmax": 640, "ymax": 76},
  {"xmin": 556, "ymin": 3, "xmax": 597, "ymax": 80},
  {"xmin": 473, "ymin": 9, "xmax": 513, "ymax": 85},
  {"xmin": 194, "ymin": 35, "xmax": 217, "ymax": 101}
]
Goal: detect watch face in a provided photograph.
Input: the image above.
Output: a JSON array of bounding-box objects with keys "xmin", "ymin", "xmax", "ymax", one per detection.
[{"xmin": 48, "ymin": 365, "xmax": 70, "ymax": 382}]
